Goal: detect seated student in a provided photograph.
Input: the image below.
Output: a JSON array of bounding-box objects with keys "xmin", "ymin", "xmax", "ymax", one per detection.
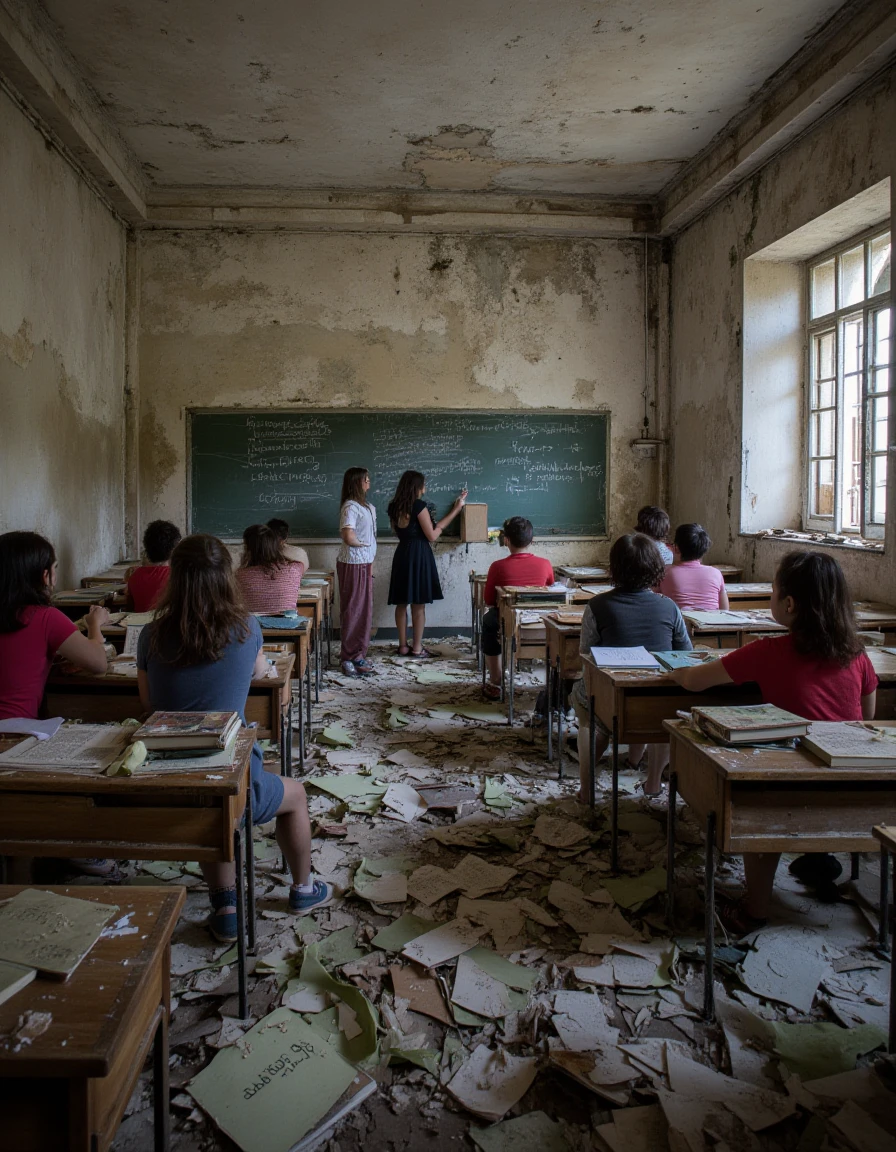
[
  {"xmin": 571, "ymin": 533, "xmax": 691, "ymax": 801},
  {"xmin": 480, "ymin": 517, "xmax": 554, "ymax": 700},
  {"xmin": 126, "ymin": 520, "xmax": 181, "ymax": 612},
  {"xmin": 635, "ymin": 506, "xmax": 673, "ymax": 565},
  {"xmin": 659, "ymin": 523, "xmax": 729, "ymax": 611},
  {"xmin": 266, "ymin": 518, "xmax": 311, "ymax": 572},
  {"xmin": 673, "ymin": 550, "xmax": 877, "ymax": 934},
  {"xmin": 137, "ymin": 534, "xmax": 330, "ymax": 941},
  {"xmin": 236, "ymin": 524, "xmax": 305, "ymax": 614},
  {"xmin": 0, "ymin": 531, "xmax": 115, "ymax": 879}
]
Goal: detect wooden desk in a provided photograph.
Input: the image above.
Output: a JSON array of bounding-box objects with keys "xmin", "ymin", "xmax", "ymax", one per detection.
[
  {"xmin": 725, "ymin": 582, "xmax": 772, "ymax": 610},
  {"xmin": 711, "ymin": 564, "xmax": 744, "ymax": 582},
  {"xmin": 46, "ymin": 654, "xmax": 298, "ymax": 774},
  {"xmin": 556, "ymin": 566, "xmax": 609, "ymax": 581},
  {"xmin": 470, "ymin": 572, "xmax": 487, "ymax": 671},
  {"xmin": 581, "ymin": 657, "xmax": 762, "ymax": 870},
  {"xmin": 80, "ymin": 561, "xmax": 137, "ymax": 588},
  {"xmin": 0, "ymin": 730, "xmax": 257, "ymax": 1019},
  {"xmin": 544, "ymin": 613, "xmax": 584, "ymax": 769},
  {"xmin": 303, "ymin": 573, "xmax": 334, "ymax": 667},
  {"xmin": 296, "ymin": 590, "xmax": 324, "ymax": 700},
  {"xmin": 855, "ymin": 601, "xmax": 896, "ymax": 639},
  {"xmin": 664, "ymin": 719, "xmax": 896, "ymax": 1019},
  {"xmin": 869, "ymin": 648, "xmax": 896, "ymax": 721},
  {"xmin": 0, "ymin": 884, "xmax": 184, "ymax": 1152},
  {"xmin": 497, "ymin": 588, "xmax": 571, "ymax": 725},
  {"xmin": 52, "ymin": 588, "xmax": 123, "ymax": 620},
  {"xmin": 872, "ymin": 823, "xmax": 896, "ymax": 1052},
  {"xmin": 682, "ymin": 609, "xmax": 786, "ymax": 649}
]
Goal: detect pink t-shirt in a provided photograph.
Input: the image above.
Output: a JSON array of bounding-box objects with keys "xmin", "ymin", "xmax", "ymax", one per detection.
[
  {"xmin": 659, "ymin": 560, "xmax": 725, "ymax": 610},
  {"xmin": 235, "ymin": 561, "xmax": 305, "ymax": 614},
  {"xmin": 0, "ymin": 605, "xmax": 77, "ymax": 719}
]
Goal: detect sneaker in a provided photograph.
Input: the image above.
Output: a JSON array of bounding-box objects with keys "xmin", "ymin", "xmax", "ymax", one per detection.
[
  {"xmin": 788, "ymin": 852, "xmax": 843, "ymax": 886},
  {"xmin": 289, "ymin": 879, "xmax": 334, "ymax": 913},
  {"xmin": 207, "ymin": 886, "xmax": 238, "ymax": 943},
  {"xmin": 340, "ymin": 660, "xmax": 358, "ymax": 676},
  {"xmin": 353, "ymin": 658, "xmax": 376, "ymax": 675}
]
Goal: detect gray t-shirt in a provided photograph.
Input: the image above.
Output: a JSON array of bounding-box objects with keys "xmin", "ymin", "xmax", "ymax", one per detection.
[{"xmin": 572, "ymin": 587, "xmax": 691, "ymax": 711}]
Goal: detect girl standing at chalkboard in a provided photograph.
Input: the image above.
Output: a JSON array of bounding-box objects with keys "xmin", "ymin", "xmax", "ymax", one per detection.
[
  {"xmin": 337, "ymin": 467, "xmax": 377, "ymax": 677},
  {"xmin": 387, "ymin": 471, "xmax": 466, "ymax": 658}
]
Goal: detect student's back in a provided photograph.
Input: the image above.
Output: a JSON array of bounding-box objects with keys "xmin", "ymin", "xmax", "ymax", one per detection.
[
  {"xmin": 658, "ymin": 523, "xmax": 725, "ymax": 611},
  {"xmin": 236, "ymin": 524, "xmax": 304, "ymax": 614},
  {"xmin": 127, "ymin": 519, "xmax": 181, "ymax": 612},
  {"xmin": 586, "ymin": 587, "xmax": 690, "ymax": 650}
]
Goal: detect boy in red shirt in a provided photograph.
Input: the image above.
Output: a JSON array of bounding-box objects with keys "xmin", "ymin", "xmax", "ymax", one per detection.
[
  {"xmin": 481, "ymin": 517, "xmax": 554, "ymax": 699},
  {"xmin": 126, "ymin": 520, "xmax": 181, "ymax": 612}
]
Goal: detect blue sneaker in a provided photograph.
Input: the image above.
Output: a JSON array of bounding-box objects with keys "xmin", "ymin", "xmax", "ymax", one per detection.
[{"xmin": 288, "ymin": 879, "xmax": 333, "ymax": 913}]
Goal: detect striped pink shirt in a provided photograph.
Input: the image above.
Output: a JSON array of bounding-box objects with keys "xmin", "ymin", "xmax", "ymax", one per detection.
[{"xmin": 235, "ymin": 561, "xmax": 305, "ymax": 613}]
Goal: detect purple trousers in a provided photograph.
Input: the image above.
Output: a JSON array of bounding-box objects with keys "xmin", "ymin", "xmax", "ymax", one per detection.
[{"xmin": 337, "ymin": 561, "xmax": 373, "ymax": 663}]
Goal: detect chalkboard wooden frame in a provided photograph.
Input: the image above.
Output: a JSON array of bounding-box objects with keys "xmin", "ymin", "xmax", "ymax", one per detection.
[{"xmin": 187, "ymin": 408, "xmax": 610, "ymax": 541}]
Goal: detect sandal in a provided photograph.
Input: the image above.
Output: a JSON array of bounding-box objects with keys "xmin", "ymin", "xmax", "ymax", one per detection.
[
  {"xmin": 207, "ymin": 886, "xmax": 238, "ymax": 943},
  {"xmin": 69, "ymin": 857, "xmax": 123, "ymax": 882},
  {"xmin": 395, "ymin": 646, "xmax": 411, "ymax": 657},
  {"xmin": 409, "ymin": 648, "xmax": 433, "ymax": 659},
  {"xmin": 634, "ymin": 779, "xmax": 664, "ymax": 798},
  {"xmin": 715, "ymin": 893, "xmax": 767, "ymax": 939},
  {"xmin": 482, "ymin": 682, "xmax": 501, "ymax": 700}
]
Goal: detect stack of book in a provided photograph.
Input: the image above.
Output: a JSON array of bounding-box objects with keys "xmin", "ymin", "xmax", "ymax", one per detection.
[
  {"xmin": 131, "ymin": 711, "xmax": 241, "ymax": 766},
  {"xmin": 691, "ymin": 704, "xmax": 808, "ymax": 745}
]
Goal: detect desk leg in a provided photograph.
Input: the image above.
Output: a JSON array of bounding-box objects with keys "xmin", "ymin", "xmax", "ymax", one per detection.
[
  {"xmin": 880, "ymin": 846, "xmax": 891, "ymax": 952},
  {"xmin": 588, "ymin": 694, "xmax": 597, "ymax": 812},
  {"xmin": 610, "ymin": 715, "xmax": 619, "ymax": 872},
  {"xmin": 509, "ymin": 637, "xmax": 517, "ymax": 726},
  {"xmin": 246, "ymin": 783, "xmax": 256, "ymax": 954},
  {"xmin": 556, "ymin": 658, "xmax": 563, "ymax": 782},
  {"xmin": 704, "ymin": 810, "xmax": 717, "ymax": 1021},
  {"xmin": 666, "ymin": 772, "xmax": 678, "ymax": 923},
  {"xmin": 500, "ymin": 619, "xmax": 506, "ymax": 703},
  {"xmin": 325, "ymin": 606, "xmax": 331, "ymax": 668},
  {"xmin": 297, "ymin": 689, "xmax": 305, "ymax": 767},
  {"xmin": 851, "ymin": 852, "xmax": 860, "ymax": 882},
  {"xmin": 152, "ymin": 1006, "xmax": 170, "ymax": 1152},
  {"xmin": 306, "ymin": 652, "xmax": 312, "ymax": 730},
  {"xmin": 234, "ymin": 829, "xmax": 248, "ymax": 1020},
  {"xmin": 314, "ymin": 625, "xmax": 320, "ymax": 702},
  {"xmin": 546, "ymin": 647, "xmax": 553, "ymax": 763},
  {"xmin": 473, "ymin": 599, "xmax": 479, "ymax": 670}
]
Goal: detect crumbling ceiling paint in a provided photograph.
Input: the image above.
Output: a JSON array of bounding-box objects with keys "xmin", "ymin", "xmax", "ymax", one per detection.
[{"xmin": 38, "ymin": 0, "xmax": 846, "ymax": 197}]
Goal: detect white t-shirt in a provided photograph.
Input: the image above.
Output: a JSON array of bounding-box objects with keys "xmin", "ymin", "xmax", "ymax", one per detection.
[{"xmin": 337, "ymin": 501, "xmax": 377, "ymax": 565}]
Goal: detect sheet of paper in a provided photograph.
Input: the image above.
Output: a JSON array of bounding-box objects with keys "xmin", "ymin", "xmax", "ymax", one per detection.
[
  {"xmin": 371, "ymin": 913, "xmax": 440, "ymax": 953},
  {"xmin": 407, "ymin": 864, "xmax": 462, "ymax": 906},
  {"xmin": 590, "ymin": 646, "xmax": 661, "ymax": 668},
  {"xmin": 352, "ymin": 862, "xmax": 407, "ymax": 904},
  {"xmin": 452, "ymin": 703, "xmax": 505, "ymax": 723},
  {"xmin": 385, "ymin": 748, "xmax": 428, "ymax": 769},
  {"xmin": 298, "ymin": 946, "xmax": 379, "ymax": 1063},
  {"xmin": 451, "ymin": 953, "xmax": 516, "ymax": 1019},
  {"xmin": 401, "ymin": 919, "xmax": 485, "ymax": 968},
  {"xmin": 739, "ymin": 926, "xmax": 830, "ymax": 1013},
  {"xmin": 122, "ymin": 624, "xmax": 144, "ymax": 656},
  {"xmin": 665, "ymin": 1049, "xmax": 796, "ymax": 1131},
  {"xmin": 188, "ymin": 1008, "xmax": 358, "ymax": 1152},
  {"xmin": 389, "ymin": 965, "xmax": 453, "ymax": 1026},
  {"xmin": 307, "ymin": 774, "xmax": 388, "ymax": 800},
  {"xmin": 451, "ymin": 854, "xmax": 518, "ymax": 900},
  {"xmin": 830, "ymin": 1101, "xmax": 893, "ymax": 1152},
  {"xmin": 771, "ymin": 1021, "xmax": 885, "ymax": 1082},
  {"xmin": 381, "ymin": 782, "xmax": 428, "ymax": 823},
  {"xmin": 532, "ymin": 815, "xmax": 590, "ymax": 848},
  {"xmin": 455, "ymin": 897, "xmax": 524, "ymax": 951},
  {"xmin": 121, "ymin": 612, "xmax": 155, "ymax": 626},
  {"xmin": 469, "ymin": 1110, "xmax": 571, "ymax": 1152},
  {"xmin": 547, "ymin": 880, "xmax": 639, "ymax": 935},
  {"xmin": 552, "ymin": 990, "xmax": 619, "ymax": 1049},
  {"xmin": 0, "ymin": 889, "xmax": 118, "ymax": 977},
  {"xmin": 0, "ymin": 724, "xmax": 130, "ymax": 770},
  {"xmin": 601, "ymin": 866, "xmax": 667, "ymax": 911},
  {"xmin": 0, "ymin": 717, "xmax": 63, "ymax": 740},
  {"xmin": 446, "ymin": 1044, "xmax": 538, "ymax": 1122}
]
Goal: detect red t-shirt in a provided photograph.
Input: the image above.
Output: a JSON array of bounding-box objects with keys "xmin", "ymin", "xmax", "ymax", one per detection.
[
  {"xmin": 721, "ymin": 634, "xmax": 878, "ymax": 721},
  {"xmin": 127, "ymin": 565, "xmax": 171, "ymax": 612},
  {"xmin": 0, "ymin": 605, "xmax": 78, "ymax": 719},
  {"xmin": 484, "ymin": 553, "xmax": 555, "ymax": 607}
]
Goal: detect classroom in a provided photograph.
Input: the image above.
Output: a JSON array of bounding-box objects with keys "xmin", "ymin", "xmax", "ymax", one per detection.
[{"xmin": 0, "ymin": 2, "xmax": 895, "ymax": 1150}]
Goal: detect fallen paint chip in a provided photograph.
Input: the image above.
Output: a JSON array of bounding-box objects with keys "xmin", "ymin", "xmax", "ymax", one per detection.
[
  {"xmin": 533, "ymin": 814, "xmax": 590, "ymax": 848},
  {"xmin": 469, "ymin": 1110, "xmax": 572, "ymax": 1152},
  {"xmin": 446, "ymin": 1044, "xmax": 538, "ymax": 1122},
  {"xmin": 401, "ymin": 918, "xmax": 486, "ymax": 969}
]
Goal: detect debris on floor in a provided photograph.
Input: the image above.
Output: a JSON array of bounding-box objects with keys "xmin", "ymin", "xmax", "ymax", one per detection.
[{"xmin": 97, "ymin": 638, "xmax": 895, "ymax": 1152}]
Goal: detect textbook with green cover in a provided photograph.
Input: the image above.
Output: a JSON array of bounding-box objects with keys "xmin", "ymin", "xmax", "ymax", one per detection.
[
  {"xmin": 651, "ymin": 651, "xmax": 720, "ymax": 670},
  {"xmin": 692, "ymin": 704, "xmax": 808, "ymax": 745},
  {"xmin": 0, "ymin": 889, "xmax": 118, "ymax": 978}
]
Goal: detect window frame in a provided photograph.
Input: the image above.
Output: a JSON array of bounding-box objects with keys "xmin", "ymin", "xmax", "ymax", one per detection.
[{"xmin": 805, "ymin": 226, "xmax": 890, "ymax": 540}]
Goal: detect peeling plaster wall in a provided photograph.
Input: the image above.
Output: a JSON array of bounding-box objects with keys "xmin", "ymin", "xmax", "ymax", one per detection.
[
  {"xmin": 0, "ymin": 87, "xmax": 126, "ymax": 587},
  {"xmin": 138, "ymin": 230, "xmax": 657, "ymax": 628},
  {"xmin": 669, "ymin": 67, "xmax": 896, "ymax": 599}
]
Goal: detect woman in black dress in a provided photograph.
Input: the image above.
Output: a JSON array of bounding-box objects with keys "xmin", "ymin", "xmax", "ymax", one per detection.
[{"xmin": 387, "ymin": 470, "xmax": 466, "ymax": 657}]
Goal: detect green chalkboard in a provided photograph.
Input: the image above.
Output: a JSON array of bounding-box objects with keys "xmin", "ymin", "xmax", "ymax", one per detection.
[{"xmin": 189, "ymin": 410, "xmax": 608, "ymax": 539}]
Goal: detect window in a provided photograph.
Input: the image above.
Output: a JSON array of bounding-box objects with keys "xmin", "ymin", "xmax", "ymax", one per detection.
[{"xmin": 807, "ymin": 229, "xmax": 891, "ymax": 537}]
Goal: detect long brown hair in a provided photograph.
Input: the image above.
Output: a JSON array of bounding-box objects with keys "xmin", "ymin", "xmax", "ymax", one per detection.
[
  {"xmin": 151, "ymin": 534, "xmax": 249, "ymax": 665},
  {"xmin": 240, "ymin": 524, "xmax": 286, "ymax": 576},
  {"xmin": 0, "ymin": 531, "xmax": 55, "ymax": 633},
  {"xmin": 341, "ymin": 467, "xmax": 370, "ymax": 506},
  {"xmin": 387, "ymin": 471, "xmax": 425, "ymax": 528},
  {"xmin": 775, "ymin": 550, "xmax": 862, "ymax": 667}
]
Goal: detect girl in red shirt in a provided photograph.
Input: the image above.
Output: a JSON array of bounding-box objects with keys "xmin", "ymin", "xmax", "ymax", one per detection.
[{"xmin": 674, "ymin": 550, "xmax": 877, "ymax": 933}]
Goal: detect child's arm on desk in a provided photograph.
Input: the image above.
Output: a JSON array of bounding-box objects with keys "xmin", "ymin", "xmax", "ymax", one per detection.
[
  {"xmin": 672, "ymin": 660, "xmax": 733, "ymax": 692},
  {"xmin": 57, "ymin": 604, "xmax": 110, "ymax": 674}
]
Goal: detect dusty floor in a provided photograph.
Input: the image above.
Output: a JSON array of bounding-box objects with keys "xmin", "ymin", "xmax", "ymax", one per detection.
[{"xmin": 93, "ymin": 638, "xmax": 896, "ymax": 1151}]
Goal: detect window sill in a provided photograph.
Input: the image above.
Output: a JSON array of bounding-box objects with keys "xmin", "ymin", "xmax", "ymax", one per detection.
[{"xmin": 741, "ymin": 529, "xmax": 884, "ymax": 553}]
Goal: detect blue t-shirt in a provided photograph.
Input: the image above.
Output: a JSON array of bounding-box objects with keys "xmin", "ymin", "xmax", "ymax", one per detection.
[{"xmin": 137, "ymin": 617, "xmax": 284, "ymax": 823}]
